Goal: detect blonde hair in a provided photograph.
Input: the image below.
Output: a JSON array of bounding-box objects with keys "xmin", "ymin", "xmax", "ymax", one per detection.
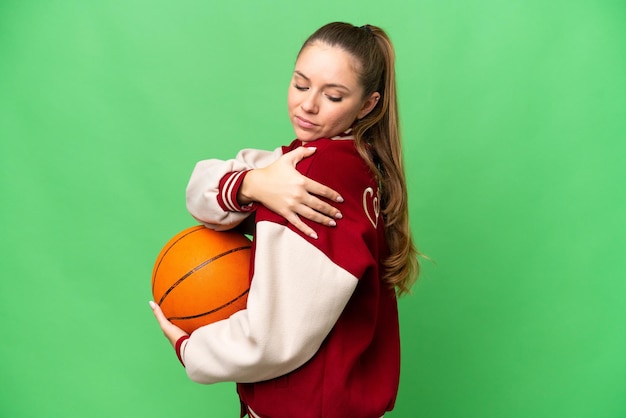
[{"xmin": 300, "ymin": 22, "xmax": 420, "ymax": 295}]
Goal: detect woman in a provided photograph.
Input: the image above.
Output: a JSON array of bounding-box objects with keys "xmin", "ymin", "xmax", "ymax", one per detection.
[{"xmin": 151, "ymin": 22, "xmax": 419, "ymax": 417}]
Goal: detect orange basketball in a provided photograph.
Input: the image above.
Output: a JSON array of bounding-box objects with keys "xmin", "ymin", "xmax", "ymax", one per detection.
[{"xmin": 152, "ymin": 225, "xmax": 252, "ymax": 334}]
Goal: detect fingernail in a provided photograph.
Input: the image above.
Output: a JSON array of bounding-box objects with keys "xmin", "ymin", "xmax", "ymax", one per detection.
[
  {"xmin": 310, "ymin": 232, "xmax": 318, "ymax": 239},
  {"xmin": 335, "ymin": 212, "xmax": 343, "ymax": 219},
  {"xmin": 149, "ymin": 301, "xmax": 156, "ymax": 309},
  {"xmin": 336, "ymin": 196, "xmax": 344, "ymax": 203},
  {"xmin": 329, "ymin": 220, "xmax": 337, "ymax": 227}
]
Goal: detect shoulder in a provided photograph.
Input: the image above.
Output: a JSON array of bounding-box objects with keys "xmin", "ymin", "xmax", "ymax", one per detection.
[
  {"xmin": 301, "ymin": 139, "xmax": 372, "ymax": 181},
  {"xmin": 302, "ymin": 139, "xmax": 382, "ymax": 231}
]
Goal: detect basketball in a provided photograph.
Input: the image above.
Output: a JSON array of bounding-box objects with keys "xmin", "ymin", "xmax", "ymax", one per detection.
[{"xmin": 152, "ymin": 225, "xmax": 252, "ymax": 334}]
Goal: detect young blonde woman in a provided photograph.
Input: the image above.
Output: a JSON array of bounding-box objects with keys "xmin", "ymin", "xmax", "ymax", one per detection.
[{"xmin": 151, "ymin": 22, "xmax": 419, "ymax": 418}]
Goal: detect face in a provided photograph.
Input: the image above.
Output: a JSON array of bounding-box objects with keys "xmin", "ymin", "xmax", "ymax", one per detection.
[{"xmin": 287, "ymin": 42, "xmax": 380, "ymax": 142}]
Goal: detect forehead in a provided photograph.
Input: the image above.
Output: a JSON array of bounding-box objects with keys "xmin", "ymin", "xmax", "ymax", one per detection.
[{"xmin": 295, "ymin": 42, "xmax": 361, "ymax": 87}]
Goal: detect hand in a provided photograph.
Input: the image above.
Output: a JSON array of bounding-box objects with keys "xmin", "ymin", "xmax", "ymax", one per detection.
[
  {"xmin": 238, "ymin": 146, "xmax": 344, "ymax": 239},
  {"xmin": 149, "ymin": 301, "xmax": 188, "ymax": 348}
]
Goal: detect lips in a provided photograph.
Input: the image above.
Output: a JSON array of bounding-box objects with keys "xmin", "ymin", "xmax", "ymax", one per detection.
[{"xmin": 295, "ymin": 115, "xmax": 318, "ymax": 129}]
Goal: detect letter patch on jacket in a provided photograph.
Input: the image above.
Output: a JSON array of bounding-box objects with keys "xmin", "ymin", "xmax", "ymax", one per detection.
[{"xmin": 362, "ymin": 186, "xmax": 380, "ymax": 229}]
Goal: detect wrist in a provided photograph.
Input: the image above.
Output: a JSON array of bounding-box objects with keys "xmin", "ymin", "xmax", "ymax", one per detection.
[{"xmin": 237, "ymin": 169, "xmax": 257, "ymax": 205}]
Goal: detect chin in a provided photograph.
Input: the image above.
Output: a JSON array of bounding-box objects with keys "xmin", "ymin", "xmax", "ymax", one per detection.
[{"xmin": 292, "ymin": 129, "xmax": 318, "ymax": 142}]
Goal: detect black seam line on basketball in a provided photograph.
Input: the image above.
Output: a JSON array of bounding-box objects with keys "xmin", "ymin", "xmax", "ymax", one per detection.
[
  {"xmin": 167, "ymin": 288, "xmax": 250, "ymax": 321},
  {"xmin": 157, "ymin": 245, "xmax": 252, "ymax": 305},
  {"xmin": 152, "ymin": 226, "xmax": 204, "ymax": 289}
]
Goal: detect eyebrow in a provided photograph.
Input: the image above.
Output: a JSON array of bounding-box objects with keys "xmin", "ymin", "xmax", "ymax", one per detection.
[{"xmin": 294, "ymin": 70, "xmax": 350, "ymax": 91}]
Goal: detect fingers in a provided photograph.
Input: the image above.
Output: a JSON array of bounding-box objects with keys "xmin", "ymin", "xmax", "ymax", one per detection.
[
  {"xmin": 276, "ymin": 147, "xmax": 345, "ymax": 206},
  {"xmin": 285, "ymin": 203, "xmax": 344, "ymax": 239},
  {"xmin": 285, "ymin": 213, "xmax": 319, "ymax": 240},
  {"xmin": 149, "ymin": 301, "xmax": 188, "ymax": 347},
  {"xmin": 150, "ymin": 300, "xmax": 168, "ymax": 325},
  {"xmin": 284, "ymin": 146, "xmax": 317, "ymax": 166},
  {"xmin": 303, "ymin": 193, "xmax": 343, "ymax": 221},
  {"xmin": 304, "ymin": 178, "xmax": 344, "ymax": 205}
]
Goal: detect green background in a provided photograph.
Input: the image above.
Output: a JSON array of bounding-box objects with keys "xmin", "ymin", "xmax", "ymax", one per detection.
[{"xmin": 1, "ymin": 0, "xmax": 624, "ymax": 417}]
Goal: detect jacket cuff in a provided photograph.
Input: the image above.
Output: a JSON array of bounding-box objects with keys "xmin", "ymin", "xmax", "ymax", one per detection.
[
  {"xmin": 175, "ymin": 335, "xmax": 190, "ymax": 366},
  {"xmin": 217, "ymin": 170, "xmax": 258, "ymax": 213}
]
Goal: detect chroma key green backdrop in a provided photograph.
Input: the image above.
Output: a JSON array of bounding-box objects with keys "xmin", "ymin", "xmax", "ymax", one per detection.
[{"xmin": 1, "ymin": 1, "xmax": 625, "ymax": 417}]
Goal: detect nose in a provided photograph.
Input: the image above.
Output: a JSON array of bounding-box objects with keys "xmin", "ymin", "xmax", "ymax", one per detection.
[{"xmin": 301, "ymin": 92, "xmax": 319, "ymax": 114}]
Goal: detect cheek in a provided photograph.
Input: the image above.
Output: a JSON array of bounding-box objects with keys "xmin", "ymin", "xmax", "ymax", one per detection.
[
  {"xmin": 287, "ymin": 89, "xmax": 296, "ymax": 111},
  {"xmin": 333, "ymin": 105, "xmax": 360, "ymax": 125},
  {"xmin": 326, "ymin": 110, "xmax": 354, "ymax": 133}
]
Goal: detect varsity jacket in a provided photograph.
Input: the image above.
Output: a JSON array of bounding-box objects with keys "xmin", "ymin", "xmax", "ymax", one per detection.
[{"xmin": 183, "ymin": 137, "xmax": 400, "ymax": 418}]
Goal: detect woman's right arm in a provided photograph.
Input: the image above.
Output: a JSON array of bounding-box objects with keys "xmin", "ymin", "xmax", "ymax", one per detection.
[
  {"xmin": 186, "ymin": 146, "xmax": 344, "ymax": 237},
  {"xmin": 186, "ymin": 147, "xmax": 282, "ymax": 231}
]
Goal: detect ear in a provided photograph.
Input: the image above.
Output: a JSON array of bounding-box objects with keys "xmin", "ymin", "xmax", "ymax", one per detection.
[{"xmin": 357, "ymin": 92, "xmax": 381, "ymax": 119}]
